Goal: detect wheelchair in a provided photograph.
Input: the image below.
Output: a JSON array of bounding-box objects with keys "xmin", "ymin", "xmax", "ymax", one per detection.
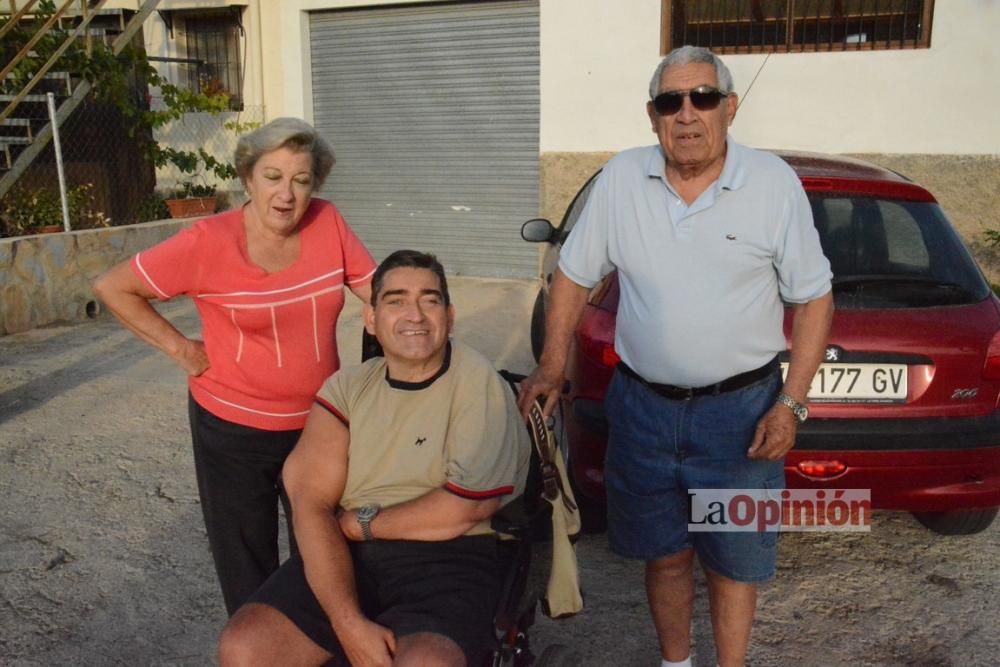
[{"xmin": 360, "ymin": 333, "xmax": 580, "ymax": 667}]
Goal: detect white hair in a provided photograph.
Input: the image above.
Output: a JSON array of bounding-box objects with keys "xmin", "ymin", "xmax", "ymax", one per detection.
[
  {"xmin": 234, "ymin": 117, "xmax": 335, "ymax": 188},
  {"xmin": 648, "ymin": 45, "xmax": 735, "ymax": 98}
]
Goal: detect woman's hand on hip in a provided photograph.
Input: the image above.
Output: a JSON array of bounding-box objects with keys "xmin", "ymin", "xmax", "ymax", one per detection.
[{"xmin": 177, "ymin": 338, "xmax": 210, "ymax": 376}]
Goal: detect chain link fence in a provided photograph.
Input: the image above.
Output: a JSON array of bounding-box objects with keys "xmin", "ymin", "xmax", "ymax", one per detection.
[
  {"xmin": 150, "ymin": 98, "xmax": 263, "ymax": 209},
  {"xmin": 0, "ymin": 80, "xmax": 262, "ymax": 237}
]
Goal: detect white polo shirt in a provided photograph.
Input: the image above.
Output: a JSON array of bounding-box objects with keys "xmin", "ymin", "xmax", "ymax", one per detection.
[{"xmin": 558, "ymin": 137, "xmax": 832, "ymax": 387}]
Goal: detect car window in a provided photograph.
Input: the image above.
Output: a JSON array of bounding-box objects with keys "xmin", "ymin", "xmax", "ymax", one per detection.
[
  {"xmin": 809, "ymin": 194, "xmax": 990, "ymax": 308},
  {"xmin": 880, "ymin": 200, "xmax": 929, "ymax": 269},
  {"xmin": 559, "ymin": 170, "xmax": 602, "ymax": 241}
]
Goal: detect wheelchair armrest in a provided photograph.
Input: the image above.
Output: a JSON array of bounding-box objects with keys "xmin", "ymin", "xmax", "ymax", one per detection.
[{"xmin": 491, "ymin": 494, "xmax": 552, "ymax": 541}]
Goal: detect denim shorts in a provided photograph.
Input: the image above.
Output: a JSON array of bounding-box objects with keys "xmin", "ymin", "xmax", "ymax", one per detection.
[{"xmin": 604, "ymin": 367, "xmax": 784, "ymax": 583}]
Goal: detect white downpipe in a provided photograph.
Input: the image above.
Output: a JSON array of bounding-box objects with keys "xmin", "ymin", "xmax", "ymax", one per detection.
[
  {"xmin": 46, "ymin": 92, "xmax": 71, "ymax": 232},
  {"xmin": 254, "ymin": 0, "xmax": 265, "ymax": 118}
]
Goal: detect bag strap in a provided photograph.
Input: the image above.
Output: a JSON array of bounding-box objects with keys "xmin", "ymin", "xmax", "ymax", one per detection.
[
  {"xmin": 499, "ymin": 370, "xmax": 583, "ymax": 618},
  {"xmin": 498, "ymin": 369, "xmax": 579, "ymax": 521},
  {"xmin": 524, "ymin": 399, "xmax": 578, "ymax": 517}
]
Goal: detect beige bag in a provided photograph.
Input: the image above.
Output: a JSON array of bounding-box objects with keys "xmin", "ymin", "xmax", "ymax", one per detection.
[{"xmin": 525, "ymin": 402, "xmax": 584, "ymax": 618}]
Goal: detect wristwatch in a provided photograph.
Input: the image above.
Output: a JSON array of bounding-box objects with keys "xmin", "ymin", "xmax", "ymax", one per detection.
[
  {"xmin": 356, "ymin": 504, "xmax": 381, "ymax": 541},
  {"xmin": 775, "ymin": 392, "xmax": 809, "ymax": 423}
]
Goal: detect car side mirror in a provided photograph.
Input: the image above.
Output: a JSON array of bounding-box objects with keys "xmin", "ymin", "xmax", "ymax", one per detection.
[{"xmin": 521, "ymin": 218, "xmax": 556, "ymax": 243}]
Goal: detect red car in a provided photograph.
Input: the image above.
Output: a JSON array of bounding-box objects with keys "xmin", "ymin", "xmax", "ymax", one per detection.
[{"xmin": 522, "ymin": 152, "xmax": 1000, "ymax": 535}]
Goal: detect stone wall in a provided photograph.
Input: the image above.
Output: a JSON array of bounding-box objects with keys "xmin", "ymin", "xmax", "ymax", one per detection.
[
  {"xmin": 539, "ymin": 152, "xmax": 613, "ymax": 226},
  {"xmin": 539, "ymin": 152, "xmax": 1000, "ymax": 284},
  {"xmin": 0, "ymin": 220, "xmax": 190, "ymax": 336}
]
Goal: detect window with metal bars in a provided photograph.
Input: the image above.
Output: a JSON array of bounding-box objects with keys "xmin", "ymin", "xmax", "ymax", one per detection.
[
  {"xmin": 181, "ymin": 11, "xmax": 243, "ymax": 110},
  {"xmin": 662, "ymin": 0, "xmax": 934, "ymax": 54}
]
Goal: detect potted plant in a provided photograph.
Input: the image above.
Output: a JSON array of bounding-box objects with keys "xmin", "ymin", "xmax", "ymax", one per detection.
[
  {"xmin": 0, "ymin": 183, "xmax": 110, "ymax": 236},
  {"xmin": 157, "ymin": 147, "xmax": 238, "ymax": 219},
  {"xmin": 165, "ymin": 181, "xmax": 218, "ymax": 219}
]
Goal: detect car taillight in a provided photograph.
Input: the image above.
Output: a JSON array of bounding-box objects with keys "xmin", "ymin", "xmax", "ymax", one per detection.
[
  {"xmin": 984, "ymin": 331, "xmax": 1000, "ymax": 380},
  {"xmin": 577, "ymin": 308, "xmax": 619, "ymax": 369},
  {"xmin": 600, "ymin": 344, "xmax": 620, "ymax": 367},
  {"xmin": 579, "ymin": 336, "xmax": 620, "ymax": 369},
  {"xmin": 797, "ymin": 460, "xmax": 847, "ymax": 478}
]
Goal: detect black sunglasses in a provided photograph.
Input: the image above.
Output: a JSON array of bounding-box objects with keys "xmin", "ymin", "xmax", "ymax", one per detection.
[{"xmin": 652, "ymin": 86, "xmax": 729, "ymax": 115}]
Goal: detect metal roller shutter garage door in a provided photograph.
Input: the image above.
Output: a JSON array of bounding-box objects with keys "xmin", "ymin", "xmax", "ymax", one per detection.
[{"xmin": 309, "ymin": 1, "xmax": 539, "ymax": 278}]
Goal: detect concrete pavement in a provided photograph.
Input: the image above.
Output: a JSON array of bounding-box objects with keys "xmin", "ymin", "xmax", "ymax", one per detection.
[{"xmin": 2, "ymin": 277, "xmax": 998, "ymax": 666}]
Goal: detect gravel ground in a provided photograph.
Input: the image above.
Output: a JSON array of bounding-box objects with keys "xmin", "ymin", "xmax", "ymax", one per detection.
[{"xmin": 1, "ymin": 278, "xmax": 998, "ymax": 666}]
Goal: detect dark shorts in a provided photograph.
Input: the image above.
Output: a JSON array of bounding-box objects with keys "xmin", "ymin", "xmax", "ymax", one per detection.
[
  {"xmin": 604, "ymin": 367, "xmax": 784, "ymax": 583},
  {"xmin": 248, "ymin": 536, "xmax": 501, "ymax": 664}
]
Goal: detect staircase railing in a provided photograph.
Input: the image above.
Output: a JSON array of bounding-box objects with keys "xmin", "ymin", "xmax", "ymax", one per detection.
[
  {"xmin": 0, "ymin": 0, "xmax": 162, "ymax": 200},
  {"xmin": 0, "ymin": 1, "xmax": 41, "ymax": 43},
  {"xmin": 0, "ymin": 0, "xmax": 108, "ymax": 126}
]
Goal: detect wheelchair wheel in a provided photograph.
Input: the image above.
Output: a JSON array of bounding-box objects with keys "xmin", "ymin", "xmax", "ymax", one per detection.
[{"xmin": 534, "ymin": 644, "xmax": 579, "ymax": 666}]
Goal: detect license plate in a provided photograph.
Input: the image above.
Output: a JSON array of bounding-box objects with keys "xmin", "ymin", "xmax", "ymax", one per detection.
[{"xmin": 780, "ymin": 363, "xmax": 907, "ymax": 403}]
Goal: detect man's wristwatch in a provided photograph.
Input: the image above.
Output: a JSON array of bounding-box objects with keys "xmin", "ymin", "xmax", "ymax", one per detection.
[
  {"xmin": 775, "ymin": 392, "xmax": 809, "ymax": 423},
  {"xmin": 356, "ymin": 504, "xmax": 381, "ymax": 541}
]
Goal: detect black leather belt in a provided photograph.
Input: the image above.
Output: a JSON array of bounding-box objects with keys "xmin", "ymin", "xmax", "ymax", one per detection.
[{"xmin": 616, "ymin": 356, "xmax": 779, "ymax": 400}]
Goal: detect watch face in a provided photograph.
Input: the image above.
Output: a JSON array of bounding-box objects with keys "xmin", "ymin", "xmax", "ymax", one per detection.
[{"xmin": 358, "ymin": 504, "xmax": 380, "ymax": 520}]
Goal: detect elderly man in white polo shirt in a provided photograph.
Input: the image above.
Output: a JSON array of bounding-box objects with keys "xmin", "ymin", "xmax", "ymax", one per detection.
[{"xmin": 519, "ymin": 46, "xmax": 833, "ymax": 667}]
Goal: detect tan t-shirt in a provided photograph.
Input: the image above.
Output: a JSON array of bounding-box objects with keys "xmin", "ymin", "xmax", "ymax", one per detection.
[{"xmin": 315, "ymin": 340, "xmax": 530, "ymax": 535}]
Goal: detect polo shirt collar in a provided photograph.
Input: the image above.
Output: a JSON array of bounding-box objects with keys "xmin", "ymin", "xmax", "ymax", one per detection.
[
  {"xmin": 716, "ymin": 135, "xmax": 747, "ymax": 192},
  {"xmin": 646, "ymin": 145, "xmax": 668, "ymax": 181},
  {"xmin": 645, "ymin": 135, "xmax": 748, "ymax": 193}
]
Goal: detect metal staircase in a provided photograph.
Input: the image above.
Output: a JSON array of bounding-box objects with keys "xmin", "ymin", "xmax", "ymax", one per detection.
[
  {"xmin": 0, "ymin": 0, "xmax": 160, "ymax": 199},
  {"xmin": 0, "ymin": 71, "xmax": 73, "ymax": 170}
]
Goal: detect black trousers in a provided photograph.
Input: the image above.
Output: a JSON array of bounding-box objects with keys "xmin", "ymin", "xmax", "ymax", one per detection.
[{"xmin": 188, "ymin": 394, "xmax": 301, "ymax": 616}]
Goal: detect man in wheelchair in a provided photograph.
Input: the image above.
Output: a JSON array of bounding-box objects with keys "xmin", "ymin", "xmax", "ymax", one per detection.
[{"xmin": 219, "ymin": 250, "xmax": 531, "ymax": 667}]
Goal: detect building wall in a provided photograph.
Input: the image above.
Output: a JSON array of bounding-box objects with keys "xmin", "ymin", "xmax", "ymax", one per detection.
[
  {"xmin": 533, "ymin": 0, "xmax": 1000, "ymax": 282},
  {"xmin": 241, "ymin": 1, "xmax": 1000, "ymax": 280},
  {"xmin": 729, "ymin": 3, "xmax": 1000, "ymax": 155},
  {"xmin": 4, "ymin": 2, "xmax": 996, "ymax": 335},
  {"xmin": 250, "ymin": 1, "xmax": 1000, "ymax": 150},
  {"xmin": 539, "ymin": 0, "xmax": 1000, "ymax": 154},
  {"xmin": 136, "ymin": 4, "xmax": 264, "ymax": 198},
  {"xmin": 139, "ymin": 0, "xmax": 1000, "ymax": 158},
  {"xmin": 137, "ymin": 1, "xmax": 266, "ymax": 110}
]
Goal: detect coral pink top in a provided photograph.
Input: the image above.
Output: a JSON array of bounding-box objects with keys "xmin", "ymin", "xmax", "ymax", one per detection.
[{"xmin": 131, "ymin": 198, "xmax": 376, "ymax": 431}]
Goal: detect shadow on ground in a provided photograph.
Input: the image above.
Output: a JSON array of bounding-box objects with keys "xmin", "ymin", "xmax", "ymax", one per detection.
[{"xmin": 2, "ymin": 277, "xmax": 998, "ymax": 666}]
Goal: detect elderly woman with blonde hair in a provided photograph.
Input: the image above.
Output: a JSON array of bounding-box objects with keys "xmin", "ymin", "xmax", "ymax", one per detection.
[{"xmin": 94, "ymin": 117, "xmax": 375, "ymax": 614}]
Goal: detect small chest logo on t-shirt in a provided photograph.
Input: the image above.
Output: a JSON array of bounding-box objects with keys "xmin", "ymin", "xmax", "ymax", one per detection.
[
  {"xmin": 414, "ymin": 436, "xmax": 427, "ymax": 447},
  {"xmin": 726, "ymin": 234, "xmax": 737, "ymax": 241}
]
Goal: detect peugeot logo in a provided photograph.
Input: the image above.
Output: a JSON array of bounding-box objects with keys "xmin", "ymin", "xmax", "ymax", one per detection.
[{"xmin": 824, "ymin": 346, "xmax": 842, "ymax": 362}]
